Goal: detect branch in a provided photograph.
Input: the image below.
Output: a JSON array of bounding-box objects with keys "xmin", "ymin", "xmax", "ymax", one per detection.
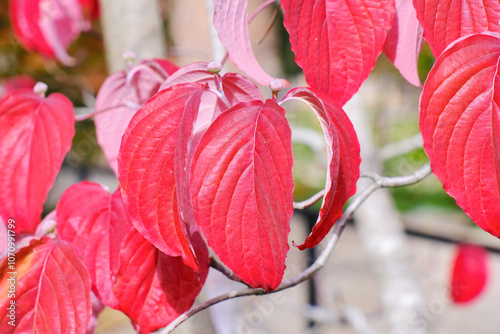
[
  {"xmin": 361, "ymin": 163, "xmax": 432, "ymax": 188},
  {"xmin": 159, "ymin": 165, "xmax": 433, "ymax": 333},
  {"xmin": 293, "ymin": 189, "xmax": 325, "ymax": 210},
  {"xmin": 159, "ymin": 182, "xmax": 378, "ymax": 334}
]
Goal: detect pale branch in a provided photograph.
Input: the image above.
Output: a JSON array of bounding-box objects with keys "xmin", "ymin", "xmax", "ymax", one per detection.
[
  {"xmin": 159, "ymin": 181, "xmax": 379, "ymax": 334},
  {"xmin": 293, "ymin": 189, "xmax": 325, "ymax": 210},
  {"xmin": 361, "ymin": 163, "xmax": 432, "ymax": 188},
  {"xmin": 378, "ymin": 133, "xmax": 423, "ymax": 161},
  {"xmin": 159, "ymin": 163, "xmax": 433, "ymax": 333},
  {"xmin": 209, "ymin": 257, "xmax": 249, "ymax": 286}
]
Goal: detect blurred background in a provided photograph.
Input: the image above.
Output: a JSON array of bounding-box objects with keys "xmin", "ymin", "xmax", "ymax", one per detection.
[{"xmin": 1, "ymin": 0, "xmax": 499, "ymax": 333}]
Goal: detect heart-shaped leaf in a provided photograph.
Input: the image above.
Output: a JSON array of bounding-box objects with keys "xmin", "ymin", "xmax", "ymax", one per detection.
[
  {"xmin": 190, "ymin": 99, "xmax": 294, "ymax": 291},
  {"xmin": 383, "ymin": 0, "xmax": 423, "ymax": 87},
  {"xmin": 451, "ymin": 243, "xmax": 489, "ymax": 304},
  {"xmin": 94, "ymin": 59, "xmax": 178, "ymax": 175},
  {"xmin": 56, "ymin": 181, "xmax": 132, "ymax": 308},
  {"xmin": 113, "ymin": 229, "xmax": 209, "ymax": 333},
  {"xmin": 281, "ymin": 88, "xmax": 360, "ymax": 249},
  {"xmin": 420, "ymin": 32, "xmax": 500, "ymax": 236},
  {"xmin": 0, "ymin": 237, "xmax": 92, "ymax": 333},
  {"xmin": 118, "ymin": 83, "xmax": 204, "ymax": 271},
  {"xmin": 281, "ymin": 0, "xmax": 395, "ymax": 106},
  {"xmin": 413, "ymin": 0, "xmax": 500, "ymax": 57},
  {"xmin": 0, "ymin": 87, "xmax": 75, "ymax": 234}
]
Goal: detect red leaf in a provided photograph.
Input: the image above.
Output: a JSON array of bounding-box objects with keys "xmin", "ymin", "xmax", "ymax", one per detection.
[
  {"xmin": 383, "ymin": 0, "xmax": 423, "ymax": 87},
  {"xmin": 94, "ymin": 59, "xmax": 178, "ymax": 175},
  {"xmin": 78, "ymin": 0, "xmax": 99, "ymax": 20},
  {"xmin": 281, "ymin": 88, "xmax": 360, "ymax": 249},
  {"xmin": 113, "ymin": 229, "xmax": 209, "ymax": 334},
  {"xmin": 0, "ymin": 88, "xmax": 75, "ymax": 234},
  {"xmin": 9, "ymin": 0, "xmax": 85, "ymax": 65},
  {"xmin": 212, "ymin": 0, "xmax": 285, "ymax": 86},
  {"xmin": 0, "ymin": 75, "xmax": 36, "ymax": 98},
  {"xmin": 281, "ymin": 0, "xmax": 395, "ymax": 106},
  {"xmin": 420, "ymin": 32, "xmax": 500, "ymax": 236},
  {"xmin": 451, "ymin": 244, "xmax": 489, "ymax": 304},
  {"xmin": 118, "ymin": 83, "xmax": 204, "ymax": 271},
  {"xmin": 56, "ymin": 181, "xmax": 132, "ymax": 308},
  {"xmin": 0, "ymin": 237, "xmax": 92, "ymax": 333},
  {"xmin": 413, "ymin": 0, "xmax": 500, "ymax": 57},
  {"xmin": 190, "ymin": 99, "xmax": 294, "ymax": 291}
]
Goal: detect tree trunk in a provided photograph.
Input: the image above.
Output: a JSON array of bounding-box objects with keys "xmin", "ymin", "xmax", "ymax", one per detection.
[{"xmin": 98, "ymin": 0, "xmax": 166, "ymax": 73}]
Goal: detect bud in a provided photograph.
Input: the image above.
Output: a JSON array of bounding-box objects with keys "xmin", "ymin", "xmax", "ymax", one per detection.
[
  {"xmin": 207, "ymin": 60, "xmax": 222, "ymax": 74},
  {"xmin": 33, "ymin": 82, "xmax": 48, "ymax": 97},
  {"xmin": 269, "ymin": 78, "xmax": 283, "ymax": 93}
]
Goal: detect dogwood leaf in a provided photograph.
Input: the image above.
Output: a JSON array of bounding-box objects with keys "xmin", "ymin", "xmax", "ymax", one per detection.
[
  {"xmin": 56, "ymin": 181, "xmax": 132, "ymax": 308},
  {"xmin": 0, "ymin": 238, "xmax": 91, "ymax": 333},
  {"xmin": 190, "ymin": 99, "xmax": 294, "ymax": 291},
  {"xmin": 281, "ymin": 88, "xmax": 360, "ymax": 249},
  {"xmin": 113, "ymin": 229, "xmax": 209, "ymax": 334},
  {"xmin": 413, "ymin": 0, "xmax": 500, "ymax": 57},
  {"xmin": 420, "ymin": 32, "xmax": 500, "ymax": 237},
  {"xmin": 0, "ymin": 87, "xmax": 74, "ymax": 234},
  {"xmin": 281, "ymin": 0, "xmax": 395, "ymax": 105}
]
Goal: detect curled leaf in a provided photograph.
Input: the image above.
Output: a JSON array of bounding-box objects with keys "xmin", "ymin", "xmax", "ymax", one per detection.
[{"xmin": 281, "ymin": 88, "xmax": 360, "ymax": 249}]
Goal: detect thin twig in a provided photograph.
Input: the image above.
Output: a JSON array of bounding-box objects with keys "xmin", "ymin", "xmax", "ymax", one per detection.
[
  {"xmin": 159, "ymin": 165, "xmax": 433, "ymax": 333},
  {"xmin": 257, "ymin": 5, "xmax": 280, "ymax": 45},
  {"xmin": 293, "ymin": 189, "xmax": 325, "ymax": 210},
  {"xmin": 248, "ymin": 0, "xmax": 279, "ymax": 23},
  {"xmin": 159, "ymin": 183, "xmax": 378, "ymax": 334}
]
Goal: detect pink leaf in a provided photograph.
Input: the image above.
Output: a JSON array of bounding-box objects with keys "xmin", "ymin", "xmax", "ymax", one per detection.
[
  {"xmin": 0, "ymin": 237, "xmax": 92, "ymax": 333},
  {"xmin": 0, "ymin": 88, "xmax": 75, "ymax": 234},
  {"xmin": 450, "ymin": 244, "xmax": 489, "ymax": 304},
  {"xmin": 56, "ymin": 181, "xmax": 132, "ymax": 308},
  {"xmin": 94, "ymin": 59, "xmax": 178, "ymax": 175},
  {"xmin": 413, "ymin": 0, "xmax": 500, "ymax": 57},
  {"xmin": 281, "ymin": 0, "xmax": 395, "ymax": 106},
  {"xmin": 212, "ymin": 0, "xmax": 285, "ymax": 86},
  {"xmin": 190, "ymin": 99, "xmax": 294, "ymax": 291},
  {"xmin": 281, "ymin": 88, "xmax": 360, "ymax": 249},
  {"xmin": 420, "ymin": 32, "xmax": 500, "ymax": 237},
  {"xmin": 118, "ymin": 83, "xmax": 204, "ymax": 271},
  {"xmin": 113, "ymin": 229, "xmax": 209, "ymax": 334},
  {"xmin": 9, "ymin": 0, "xmax": 85, "ymax": 65},
  {"xmin": 383, "ymin": 0, "xmax": 424, "ymax": 87},
  {"xmin": 160, "ymin": 62, "xmax": 263, "ymax": 130}
]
